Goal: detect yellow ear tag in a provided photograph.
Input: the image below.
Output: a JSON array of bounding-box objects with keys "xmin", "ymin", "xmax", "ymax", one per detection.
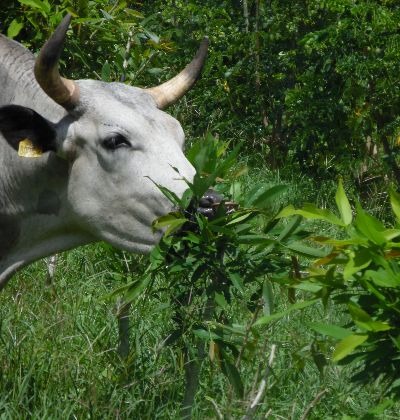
[{"xmin": 18, "ymin": 138, "xmax": 43, "ymax": 158}]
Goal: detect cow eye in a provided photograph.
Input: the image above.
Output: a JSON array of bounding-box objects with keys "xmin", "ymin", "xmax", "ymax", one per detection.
[{"xmin": 102, "ymin": 134, "xmax": 131, "ymax": 150}]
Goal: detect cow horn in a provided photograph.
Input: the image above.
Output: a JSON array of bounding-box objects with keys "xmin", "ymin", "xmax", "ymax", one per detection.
[
  {"xmin": 146, "ymin": 37, "xmax": 209, "ymax": 109},
  {"xmin": 34, "ymin": 14, "xmax": 79, "ymax": 109}
]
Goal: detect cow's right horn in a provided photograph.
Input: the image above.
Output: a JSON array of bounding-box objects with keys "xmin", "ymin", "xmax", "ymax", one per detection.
[
  {"xmin": 146, "ymin": 37, "xmax": 209, "ymax": 109},
  {"xmin": 34, "ymin": 14, "xmax": 79, "ymax": 109}
]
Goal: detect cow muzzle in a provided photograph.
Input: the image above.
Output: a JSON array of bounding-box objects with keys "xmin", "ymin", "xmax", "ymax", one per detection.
[{"xmin": 196, "ymin": 189, "xmax": 237, "ymax": 220}]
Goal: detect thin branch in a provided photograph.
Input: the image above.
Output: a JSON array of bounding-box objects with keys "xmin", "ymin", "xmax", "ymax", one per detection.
[
  {"xmin": 205, "ymin": 396, "xmax": 223, "ymax": 420},
  {"xmin": 243, "ymin": 0, "xmax": 250, "ymax": 33},
  {"xmin": 299, "ymin": 389, "xmax": 328, "ymax": 420},
  {"xmin": 120, "ymin": 29, "xmax": 133, "ymax": 83},
  {"xmin": 242, "ymin": 344, "xmax": 277, "ymax": 420},
  {"xmin": 236, "ymin": 301, "xmax": 262, "ymax": 368},
  {"xmin": 181, "ymin": 296, "xmax": 215, "ymax": 419},
  {"xmin": 46, "ymin": 254, "xmax": 58, "ymax": 285}
]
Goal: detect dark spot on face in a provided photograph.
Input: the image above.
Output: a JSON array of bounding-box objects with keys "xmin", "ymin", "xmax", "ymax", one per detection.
[
  {"xmin": 37, "ymin": 190, "xmax": 61, "ymax": 215},
  {"xmin": 0, "ymin": 215, "xmax": 21, "ymax": 258}
]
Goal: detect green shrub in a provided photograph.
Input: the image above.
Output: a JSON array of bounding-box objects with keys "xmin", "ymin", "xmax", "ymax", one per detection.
[{"xmin": 279, "ymin": 181, "xmax": 400, "ymax": 399}]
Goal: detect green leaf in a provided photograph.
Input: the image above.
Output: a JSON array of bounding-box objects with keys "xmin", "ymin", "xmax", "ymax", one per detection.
[
  {"xmin": 367, "ymin": 399, "xmax": 394, "ymax": 415},
  {"xmin": 147, "ymin": 68, "xmax": 163, "ymax": 75},
  {"xmin": 254, "ymin": 299, "xmax": 318, "ymax": 327},
  {"xmin": 277, "ymin": 215, "xmax": 302, "ymax": 242},
  {"xmin": 355, "ymin": 320, "xmax": 392, "ymax": 332},
  {"xmin": 228, "ymin": 272, "xmax": 244, "ymax": 293},
  {"xmin": 246, "ymin": 184, "xmax": 288, "ymax": 208},
  {"xmin": 262, "ymin": 280, "xmax": 274, "ymax": 316},
  {"xmin": 152, "ymin": 213, "xmax": 187, "ymax": 236},
  {"xmin": 389, "ymin": 187, "xmax": 400, "ymax": 222},
  {"xmin": 222, "ymin": 358, "xmax": 244, "ymax": 398},
  {"xmin": 381, "ymin": 229, "xmax": 400, "ymax": 241},
  {"xmin": 237, "ymin": 234, "xmax": 275, "ymax": 245},
  {"xmin": 124, "ymin": 275, "xmax": 150, "ymax": 303},
  {"xmin": 226, "ymin": 211, "xmax": 255, "ymax": 226},
  {"xmin": 276, "ymin": 204, "xmax": 344, "ymax": 226},
  {"xmin": 335, "ymin": 178, "xmax": 352, "ymax": 225},
  {"xmin": 101, "ymin": 61, "xmax": 111, "ymax": 82},
  {"xmin": 7, "ymin": 19, "xmax": 24, "ymax": 39},
  {"xmin": 354, "ymin": 202, "xmax": 387, "ymax": 245},
  {"xmin": 285, "ymin": 241, "xmax": 328, "ymax": 258},
  {"xmin": 193, "ymin": 329, "xmax": 221, "ymax": 341},
  {"xmin": 100, "ymin": 9, "xmax": 113, "ymax": 20},
  {"xmin": 308, "ymin": 323, "xmax": 353, "ymax": 339},
  {"xmin": 18, "ymin": 0, "xmax": 51, "ymax": 14},
  {"xmin": 332, "ymin": 334, "xmax": 368, "ymax": 362},
  {"xmin": 347, "ymin": 302, "xmax": 371, "ymax": 322},
  {"xmin": 343, "ymin": 249, "xmax": 371, "ymax": 280},
  {"xmin": 144, "ymin": 29, "xmax": 160, "ymax": 44},
  {"xmin": 214, "ymin": 292, "xmax": 228, "ymax": 309},
  {"xmin": 293, "ymin": 282, "xmax": 323, "ymax": 293},
  {"xmin": 149, "ymin": 181, "xmax": 182, "ymax": 206},
  {"xmin": 366, "ymin": 268, "xmax": 400, "ymax": 288}
]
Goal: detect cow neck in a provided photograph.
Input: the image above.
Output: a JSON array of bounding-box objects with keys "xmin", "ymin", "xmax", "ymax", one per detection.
[{"xmin": 0, "ymin": 147, "xmax": 93, "ymax": 289}]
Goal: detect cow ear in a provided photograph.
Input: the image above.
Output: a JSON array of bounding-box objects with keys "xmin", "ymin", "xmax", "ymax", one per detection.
[{"xmin": 0, "ymin": 105, "xmax": 57, "ymax": 154}]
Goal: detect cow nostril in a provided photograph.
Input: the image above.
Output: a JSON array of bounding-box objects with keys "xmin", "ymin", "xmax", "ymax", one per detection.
[
  {"xmin": 199, "ymin": 189, "xmax": 223, "ymax": 207},
  {"xmin": 194, "ymin": 189, "xmax": 226, "ymax": 220}
]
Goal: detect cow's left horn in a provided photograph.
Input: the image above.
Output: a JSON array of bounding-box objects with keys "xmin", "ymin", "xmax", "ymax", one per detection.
[
  {"xmin": 146, "ymin": 37, "xmax": 209, "ymax": 109},
  {"xmin": 34, "ymin": 14, "xmax": 79, "ymax": 109}
]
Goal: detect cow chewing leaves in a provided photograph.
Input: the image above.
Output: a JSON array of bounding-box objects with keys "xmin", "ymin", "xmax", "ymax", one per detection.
[{"xmin": 0, "ymin": 14, "xmax": 209, "ymax": 288}]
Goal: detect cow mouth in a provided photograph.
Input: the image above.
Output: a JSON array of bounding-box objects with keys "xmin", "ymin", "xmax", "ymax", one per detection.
[{"xmin": 196, "ymin": 189, "xmax": 237, "ymax": 219}]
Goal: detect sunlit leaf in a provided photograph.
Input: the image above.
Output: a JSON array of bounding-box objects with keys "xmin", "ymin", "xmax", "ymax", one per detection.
[
  {"xmin": 7, "ymin": 19, "xmax": 24, "ymax": 38},
  {"xmin": 332, "ymin": 334, "xmax": 368, "ymax": 362},
  {"xmin": 308, "ymin": 323, "xmax": 353, "ymax": 339},
  {"xmin": 389, "ymin": 187, "xmax": 400, "ymax": 222},
  {"xmin": 254, "ymin": 299, "xmax": 318, "ymax": 327},
  {"xmin": 285, "ymin": 241, "xmax": 328, "ymax": 258},
  {"xmin": 354, "ymin": 202, "xmax": 387, "ymax": 245},
  {"xmin": 366, "ymin": 268, "xmax": 400, "ymax": 288},
  {"xmin": 343, "ymin": 249, "xmax": 372, "ymax": 280},
  {"xmin": 335, "ymin": 178, "xmax": 353, "ymax": 225},
  {"xmin": 276, "ymin": 204, "xmax": 344, "ymax": 226},
  {"xmin": 262, "ymin": 280, "xmax": 274, "ymax": 316},
  {"xmin": 18, "ymin": 0, "xmax": 51, "ymax": 14},
  {"xmin": 101, "ymin": 60, "xmax": 111, "ymax": 81},
  {"xmin": 245, "ymin": 184, "xmax": 288, "ymax": 208}
]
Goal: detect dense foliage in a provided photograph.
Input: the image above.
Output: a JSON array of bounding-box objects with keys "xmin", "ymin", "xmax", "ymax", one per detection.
[
  {"xmin": 279, "ymin": 182, "xmax": 400, "ymax": 398},
  {"xmin": 2, "ymin": 0, "xmax": 400, "ymax": 182}
]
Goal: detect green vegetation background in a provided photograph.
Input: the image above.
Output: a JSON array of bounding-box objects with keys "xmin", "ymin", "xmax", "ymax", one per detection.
[{"xmin": 1, "ymin": 1, "xmax": 400, "ymax": 418}]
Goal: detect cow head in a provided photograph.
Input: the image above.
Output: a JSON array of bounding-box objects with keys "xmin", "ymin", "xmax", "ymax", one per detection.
[{"xmin": 0, "ymin": 15, "xmax": 209, "ymax": 254}]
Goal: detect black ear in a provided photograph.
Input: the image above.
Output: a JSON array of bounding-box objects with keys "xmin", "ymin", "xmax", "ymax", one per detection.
[{"xmin": 0, "ymin": 105, "xmax": 56, "ymax": 152}]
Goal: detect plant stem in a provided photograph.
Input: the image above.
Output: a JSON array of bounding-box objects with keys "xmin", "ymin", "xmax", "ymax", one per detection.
[
  {"xmin": 242, "ymin": 344, "xmax": 277, "ymax": 420},
  {"xmin": 181, "ymin": 296, "xmax": 215, "ymax": 419},
  {"xmin": 116, "ymin": 299, "xmax": 131, "ymax": 359}
]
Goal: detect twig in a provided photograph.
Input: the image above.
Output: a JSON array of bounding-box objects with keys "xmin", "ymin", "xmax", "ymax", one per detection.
[
  {"xmin": 205, "ymin": 396, "xmax": 223, "ymax": 420},
  {"xmin": 236, "ymin": 301, "xmax": 262, "ymax": 368},
  {"xmin": 265, "ymin": 408, "xmax": 273, "ymax": 418},
  {"xmin": 181, "ymin": 296, "xmax": 215, "ymax": 419},
  {"xmin": 116, "ymin": 299, "xmax": 131, "ymax": 359},
  {"xmin": 46, "ymin": 254, "xmax": 58, "ymax": 285},
  {"xmin": 299, "ymin": 389, "xmax": 328, "ymax": 420},
  {"xmin": 242, "ymin": 344, "xmax": 277, "ymax": 420},
  {"xmin": 289, "ymin": 256, "xmax": 301, "ymax": 303},
  {"xmin": 120, "ymin": 29, "xmax": 133, "ymax": 83}
]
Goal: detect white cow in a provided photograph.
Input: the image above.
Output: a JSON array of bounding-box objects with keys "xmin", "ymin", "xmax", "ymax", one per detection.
[{"xmin": 0, "ymin": 15, "xmax": 210, "ymax": 288}]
